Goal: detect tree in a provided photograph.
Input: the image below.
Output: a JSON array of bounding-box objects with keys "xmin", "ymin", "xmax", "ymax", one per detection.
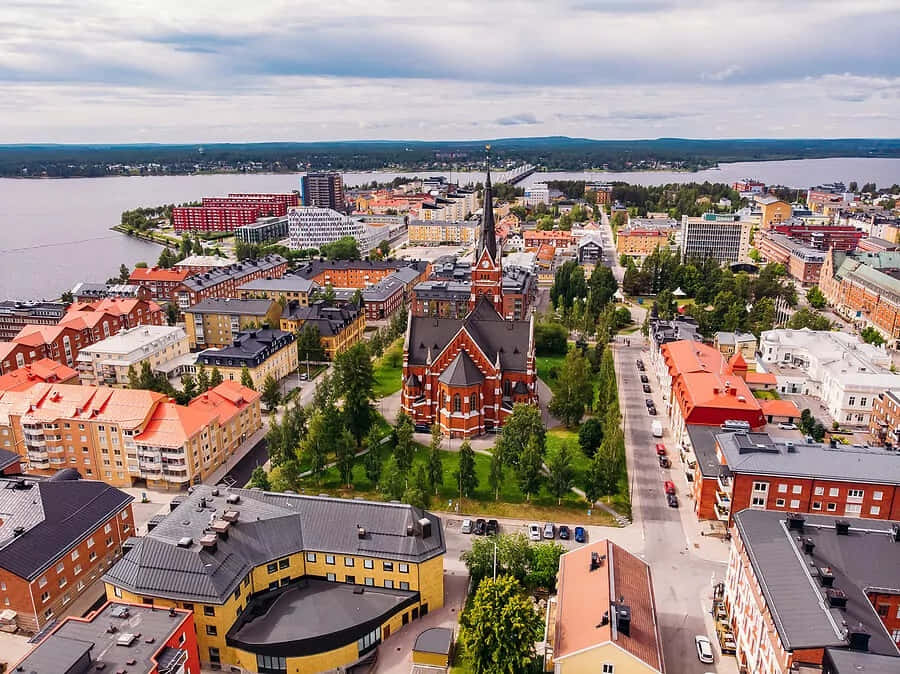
[
  {"xmin": 333, "ymin": 342, "xmax": 375, "ymax": 444},
  {"xmin": 516, "ymin": 435, "xmax": 543, "ymax": 502},
  {"xmin": 426, "ymin": 424, "xmax": 444, "ymax": 495},
  {"xmin": 547, "ymin": 442, "xmax": 575, "ymax": 504},
  {"xmin": 578, "ymin": 417, "xmax": 604, "ymax": 457},
  {"xmin": 303, "ymin": 405, "xmax": 339, "ymax": 484},
  {"xmin": 806, "ymin": 286, "xmax": 826, "ymax": 309},
  {"xmin": 861, "ymin": 326, "xmax": 886, "ymax": 346},
  {"xmin": 495, "ymin": 403, "xmax": 545, "ymax": 468},
  {"xmin": 548, "ymin": 349, "xmax": 593, "ymax": 427},
  {"xmin": 393, "ymin": 411, "xmax": 415, "ymax": 473},
  {"xmin": 209, "ymin": 366, "xmax": 223, "ymax": 388},
  {"xmin": 787, "ymin": 307, "xmax": 832, "ymax": 331},
  {"xmin": 179, "ymin": 373, "xmax": 197, "ymax": 401},
  {"xmin": 196, "ymin": 363, "xmax": 210, "ymax": 393},
  {"xmin": 321, "ymin": 236, "xmax": 361, "ymax": 260},
  {"xmin": 587, "ymin": 264, "xmax": 618, "ymax": 319},
  {"xmin": 584, "ymin": 443, "xmax": 618, "ymax": 502},
  {"xmin": 249, "ymin": 466, "xmax": 271, "ymax": 491},
  {"xmin": 364, "ymin": 428, "xmax": 384, "ymax": 485},
  {"xmin": 455, "ymin": 440, "xmax": 478, "ymax": 498},
  {"xmin": 534, "ymin": 321, "xmax": 568, "ymax": 356},
  {"xmin": 118, "ymin": 263, "xmax": 130, "ymax": 283},
  {"xmin": 488, "ymin": 449, "xmax": 504, "ymax": 501},
  {"xmin": 240, "ymin": 364, "xmax": 255, "ymax": 390},
  {"xmin": 165, "ymin": 303, "xmax": 179, "ymax": 326},
  {"xmin": 404, "ymin": 463, "xmax": 431, "ymax": 508},
  {"xmin": 261, "ymin": 374, "xmax": 281, "ymax": 410},
  {"xmin": 526, "ymin": 542, "xmax": 566, "ymax": 590},
  {"xmin": 265, "ymin": 418, "xmax": 286, "ymax": 467},
  {"xmin": 379, "ymin": 455, "xmax": 405, "ymax": 500},
  {"xmin": 334, "ymin": 429, "xmax": 357, "ymax": 488},
  {"xmin": 378, "ymin": 239, "xmax": 391, "ymax": 258},
  {"xmin": 60, "ymin": 290, "xmax": 74, "ymax": 304},
  {"xmin": 460, "ymin": 576, "xmax": 542, "ymax": 674}
]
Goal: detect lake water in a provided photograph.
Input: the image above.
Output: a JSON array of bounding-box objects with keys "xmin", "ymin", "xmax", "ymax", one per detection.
[{"xmin": 1, "ymin": 157, "xmax": 899, "ymax": 301}]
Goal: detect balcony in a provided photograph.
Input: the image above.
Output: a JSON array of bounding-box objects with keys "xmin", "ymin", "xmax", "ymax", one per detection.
[
  {"xmin": 25, "ymin": 438, "xmax": 46, "ymax": 448},
  {"xmin": 27, "ymin": 450, "xmax": 48, "ymax": 461},
  {"xmin": 49, "ymin": 458, "xmax": 66, "ymax": 466},
  {"xmin": 716, "ymin": 490, "xmax": 732, "ymax": 509},
  {"xmin": 717, "ymin": 473, "xmax": 732, "ymax": 494},
  {"xmin": 715, "ymin": 502, "xmax": 731, "ymax": 522}
]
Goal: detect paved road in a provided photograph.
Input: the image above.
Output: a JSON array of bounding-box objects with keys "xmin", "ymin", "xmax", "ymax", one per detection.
[{"xmin": 219, "ymin": 437, "xmax": 268, "ymax": 488}]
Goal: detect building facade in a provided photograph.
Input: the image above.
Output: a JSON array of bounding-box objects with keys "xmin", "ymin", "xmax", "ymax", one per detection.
[
  {"xmin": 197, "ymin": 329, "xmax": 298, "ymax": 389},
  {"xmin": 172, "ymin": 256, "xmax": 289, "ymax": 313},
  {"xmin": 407, "ymin": 219, "xmax": 479, "ymax": 246},
  {"xmin": 680, "ymin": 213, "xmax": 752, "ymax": 264},
  {"xmin": 172, "ymin": 205, "xmax": 261, "ymax": 233},
  {"xmin": 287, "ymin": 206, "xmax": 367, "ymax": 252},
  {"xmin": 615, "ymin": 227, "xmax": 671, "ymax": 261},
  {"xmin": 0, "ymin": 301, "xmax": 67, "ymax": 341},
  {"xmin": 280, "ymin": 301, "xmax": 365, "ymax": 360},
  {"xmin": 76, "ymin": 325, "xmax": 189, "ymax": 387},
  {"xmin": 301, "ymin": 172, "xmax": 345, "ymax": 210},
  {"xmin": 184, "ymin": 298, "xmax": 282, "ymax": 349},
  {"xmin": 129, "ymin": 267, "xmax": 192, "ymax": 303},
  {"xmin": 235, "ymin": 215, "xmax": 290, "ymax": 244}
]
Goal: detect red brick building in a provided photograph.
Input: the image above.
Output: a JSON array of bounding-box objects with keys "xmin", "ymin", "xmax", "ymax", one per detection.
[
  {"xmin": 0, "ymin": 475, "xmax": 134, "ymax": 633},
  {"xmin": 401, "ymin": 166, "xmax": 537, "ymax": 437},
  {"xmin": 129, "ymin": 267, "xmax": 192, "ymax": 302},
  {"xmin": 172, "ymin": 255, "xmax": 288, "ymax": 312},
  {"xmin": 172, "ymin": 205, "xmax": 260, "ymax": 233},
  {"xmin": 768, "ymin": 222, "xmax": 864, "ymax": 251},
  {"xmin": 524, "ymin": 230, "xmax": 574, "ymax": 250},
  {"xmin": 869, "ymin": 389, "xmax": 900, "ymax": 447}
]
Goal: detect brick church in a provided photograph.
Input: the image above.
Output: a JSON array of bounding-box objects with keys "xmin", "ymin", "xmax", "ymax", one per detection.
[{"xmin": 401, "ymin": 154, "xmax": 538, "ymax": 437}]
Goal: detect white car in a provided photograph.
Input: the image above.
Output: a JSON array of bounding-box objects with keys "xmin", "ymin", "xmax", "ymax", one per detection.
[
  {"xmin": 528, "ymin": 523, "xmax": 542, "ymax": 541},
  {"xmin": 778, "ymin": 422, "xmax": 797, "ymax": 430},
  {"xmin": 695, "ymin": 635, "xmax": 714, "ymax": 664},
  {"xmin": 543, "ymin": 522, "xmax": 555, "ymax": 539},
  {"xmin": 460, "ymin": 518, "xmax": 472, "ymax": 534}
]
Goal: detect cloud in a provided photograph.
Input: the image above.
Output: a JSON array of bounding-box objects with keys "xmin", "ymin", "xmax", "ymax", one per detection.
[
  {"xmin": 702, "ymin": 65, "xmax": 741, "ymax": 82},
  {"xmin": 495, "ymin": 113, "xmax": 541, "ymax": 126}
]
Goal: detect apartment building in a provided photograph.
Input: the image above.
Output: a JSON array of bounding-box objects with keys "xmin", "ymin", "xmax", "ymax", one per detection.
[
  {"xmin": 0, "ymin": 474, "xmax": 134, "ymax": 632},
  {"xmin": 76, "ymin": 325, "xmax": 189, "ymax": 387},
  {"xmin": 757, "ymin": 329, "xmax": 900, "ymax": 426},
  {"xmin": 235, "ymin": 215, "xmax": 290, "ymax": 245},
  {"xmin": 281, "ymin": 301, "xmax": 365, "ymax": 360},
  {"xmin": 0, "ymin": 380, "xmax": 261, "ymax": 488},
  {"xmin": 768, "ymin": 221, "xmax": 864, "ymax": 251},
  {"xmin": 524, "ymin": 182, "xmax": 550, "ymax": 206},
  {"xmin": 544, "ymin": 541, "xmax": 665, "ymax": 674},
  {"xmin": 184, "ymin": 298, "xmax": 282, "ymax": 349},
  {"xmin": 807, "ymin": 184, "xmax": 856, "ymax": 214},
  {"xmin": 754, "ymin": 195, "xmax": 792, "ymax": 229},
  {"xmin": 238, "ymin": 274, "xmax": 319, "ymax": 306},
  {"xmin": 0, "ymin": 358, "xmax": 78, "ymax": 391},
  {"xmin": 868, "ymin": 389, "xmax": 900, "ymax": 447},
  {"xmin": 756, "ymin": 232, "xmax": 827, "ymax": 284},
  {"xmin": 288, "ymin": 206, "xmax": 366, "ymax": 252},
  {"xmin": 680, "ymin": 213, "xmax": 752, "ymax": 264},
  {"xmin": 714, "ymin": 331, "xmax": 757, "ymax": 363},
  {"xmin": 103, "ymin": 487, "xmax": 445, "ymax": 673},
  {"xmin": 301, "ymin": 172, "xmax": 345, "ymax": 209},
  {"xmin": 647, "ymin": 316, "xmax": 701, "ymax": 388},
  {"xmin": 128, "ymin": 267, "xmax": 192, "ymax": 302},
  {"xmin": 171, "ymin": 255, "xmax": 289, "ymax": 312},
  {"xmin": 577, "ymin": 235, "xmax": 603, "ymax": 267},
  {"xmin": 408, "ymin": 219, "xmax": 479, "ymax": 246},
  {"xmin": 172, "ymin": 205, "xmax": 261, "ymax": 233},
  {"xmin": 615, "ymin": 227, "xmax": 671, "ymax": 261},
  {"xmin": 523, "ymin": 230, "xmax": 574, "ymax": 250},
  {"xmin": 196, "ymin": 329, "xmax": 298, "ymax": 390},
  {"xmin": 172, "ymin": 254, "xmax": 236, "ymax": 274},
  {"xmin": 725, "ymin": 510, "xmax": 900, "ymax": 674},
  {"xmin": 0, "ymin": 301, "xmax": 67, "ymax": 341},
  {"xmin": 12, "ymin": 601, "xmax": 201, "ymax": 674},
  {"xmin": 292, "ymin": 259, "xmax": 429, "ymax": 290},
  {"xmin": 71, "ymin": 282, "xmax": 151, "ymax": 302}
]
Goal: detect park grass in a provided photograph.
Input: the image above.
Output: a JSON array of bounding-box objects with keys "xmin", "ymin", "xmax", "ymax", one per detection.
[
  {"xmin": 535, "ymin": 354, "xmax": 566, "ymax": 395},
  {"xmin": 372, "ymin": 338, "xmax": 404, "ymax": 398},
  {"xmin": 753, "ymin": 389, "xmax": 780, "ymax": 400}
]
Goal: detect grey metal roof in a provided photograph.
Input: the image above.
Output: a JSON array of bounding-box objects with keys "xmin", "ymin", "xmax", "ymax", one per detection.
[
  {"xmin": 407, "ymin": 297, "xmax": 531, "ymax": 371},
  {"xmin": 180, "ymin": 255, "xmax": 287, "ymax": 292},
  {"xmin": 733, "ymin": 510, "xmax": 900, "ymax": 655},
  {"xmin": 238, "ymin": 274, "xmax": 318, "ymax": 294},
  {"xmin": 825, "ymin": 648, "xmax": 900, "ymax": 673},
  {"xmin": 282, "ymin": 301, "xmax": 362, "ymax": 337},
  {"xmin": 187, "ymin": 297, "xmax": 275, "ymax": 316},
  {"xmin": 0, "ymin": 477, "xmax": 133, "ymax": 580},
  {"xmin": 414, "ymin": 627, "xmax": 453, "ymax": 655},
  {"xmin": 438, "ymin": 351, "xmax": 485, "ymax": 386},
  {"xmin": 197, "ymin": 328, "xmax": 294, "ymax": 366},
  {"xmin": 716, "ymin": 432, "xmax": 900, "ymax": 485},
  {"xmin": 292, "ymin": 259, "xmax": 427, "ymax": 281},
  {"xmin": 104, "ymin": 486, "xmax": 445, "ymax": 604},
  {"xmin": 0, "ymin": 448, "xmax": 19, "ymax": 472}
]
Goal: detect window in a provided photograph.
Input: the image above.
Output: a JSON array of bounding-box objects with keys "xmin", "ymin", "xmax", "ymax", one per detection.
[
  {"xmin": 829, "ymin": 487, "xmax": 839, "ymax": 497},
  {"xmin": 893, "ymin": 629, "xmax": 900, "ymax": 643},
  {"xmin": 871, "ymin": 506, "xmax": 881, "ymax": 516},
  {"xmin": 790, "ymin": 500, "xmax": 800, "ymax": 509},
  {"xmin": 233, "ymin": 587, "xmax": 241, "ymax": 600},
  {"xmin": 874, "ymin": 491, "xmax": 883, "ymax": 501},
  {"xmin": 400, "ymin": 581, "xmax": 410, "ymax": 590},
  {"xmin": 603, "ymin": 666, "xmax": 615, "ymax": 674},
  {"xmin": 326, "ymin": 554, "xmax": 335, "ymax": 565},
  {"xmin": 814, "ymin": 486, "xmax": 824, "ymax": 496},
  {"xmin": 58, "ymin": 577, "xmax": 67, "ymax": 588},
  {"xmin": 778, "ymin": 483, "xmax": 787, "ymax": 493},
  {"xmin": 203, "ymin": 606, "xmax": 215, "ymax": 617},
  {"xmin": 104, "ymin": 523, "xmax": 112, "ymax": 534},
  {"xmin": 257, "ymin": 654, "xmax": 287, "ymax": 674},
  {"xmin": 399, "ymin": 563, "xmax": 409, "ymax": 573},
  {"xmin": 71, "ymin": 549, "xmax": 79, "ymax": 561},
  {"xmin": 345, "ymin": 575, "xmax": 355, "ymax": 584},
  {"xmin": 40, "ymin": 591, "xmax": 50, "ymax": 602},
  {"xmin": 357, "ymin": 626, "xmax": 381, "ymax": 654},
  {"xmin": 470, "ymin": 393, "xmax": 477, "ymax": 409},
  {"xmin": 205, "ymin": 625, "xmax": 217, "ymax": 636},
  {"xmin": 56, "ymin": 562, "xmax": 64, "ymax": 573},
  {"xmin": 849, "ymin": 396, "xmax": 856, "ymax": 406},
  {"xmin": 812, "ymin": 501, "xmax": 822, "ymax": 510},
  {"xmin": 326, "ymin": 572, "xmax": 336, "ymax": 582},
  {"xmin": 305, "ymin": 552, "xmax": 316, "ymax": 563},
  {"xmin": 752, "ymin": 481, "xmax": 768, "ymax": 492},
  {"xmin": 878, "ymin": 604, "xmax": 890, "ymax": 617},
  {"xmin": 792, "ymin": 485, "xmax": 802, "ymax": 494},
  {"xmin": 364, "ymin": 559, "xmax": 373, "ymax": 569},
  {"xmin": 861, "ymin": 397, "xmax": 867, "ymax": 407},
  {"xmin": 384, "ymin": 579, "xmax": 394, "ymax": 588},
  {"xmin": 383, "ymin": 561, "xmax": 394, "ymax": 572},
  {"xmin": 845, "ymin": 504, "xmax": 862, "ymax": 515},
  {"xmin": 278, "ymin": 558, "xmax": 289, "ymax": 570},
  {"xmin": 38, "ymin": 576, "xmax": 47, "ymax": 588},
  {"xmin": 113, "ymin": 586, "xmax": 122, "ymax": 598},
  {"xmin": 827, "ymin": 503, "xmax": 837, "ymax": 512},
  {"xmin": 847, "ymin": 489, "xmax": 864, "ymax": 501},
  {"xmin": 775, "ymin": 498, "xmax": 785, "ymax": 507},
  {"xmin": 751, "ymin": 495, "xmax": 766, "ymax": 508},
  {"xmin": 453, "ymin": 394, "xmax": 461, "ymax": 412},
  {"xmin": 208, "ymin": 648, "xmax": 221, "ymax": 664},
  {"xmin": 89, "ymin": 551, "xmax": 97, "ymax": 562},
  {"xmin": 267, "ymin": 562, "xmax": 278, "ymax": 574},
  {"xmin": 344, "ymin": 557, "xmax": 354, "ymax": 567}
]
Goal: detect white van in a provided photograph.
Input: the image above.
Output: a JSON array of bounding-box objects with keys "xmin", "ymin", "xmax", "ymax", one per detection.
[{"xmin": 651, "ymin": 421, "xmax": 663, "ymax": 438}]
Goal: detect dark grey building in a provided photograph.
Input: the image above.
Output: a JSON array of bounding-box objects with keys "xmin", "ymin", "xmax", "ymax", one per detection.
[{"xmin": 301, "ymin": 173, "xmax": 345, "ymax": 210}]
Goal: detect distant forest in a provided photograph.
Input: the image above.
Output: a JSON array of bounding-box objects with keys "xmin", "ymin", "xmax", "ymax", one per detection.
[{"xmin": 2, "ymin": 137, "xmax": 900, "ymax": 178}]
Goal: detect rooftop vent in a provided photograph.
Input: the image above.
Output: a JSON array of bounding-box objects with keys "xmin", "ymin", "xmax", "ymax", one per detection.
[
  {"xmin": 820, "ymin": 567, "xmax": 835, "ymax": 587},
  {"xmin": 785, "ymin": 442, "xmax": 796, "ymax": 453},
  {"xmin": 787, "ymin": 512, "xmax": 805, "ymax": 531},
  {"xmin": 849, "ymin": 629, "xmax": 871, "ymax": 652},
  {"xmin": 835, "ymin": 520, "xmax": 851, "ymax": 536},
  {"xmin": 176, "ymin": 537, "xmax": 193, "ymax": 548},
  {"xmin": 406, "ymin": 524, "xmax": 415, "ymax": 537},
  {"xmin": 615, "ymin": 604, "xmax": 631, "ymax": 637},
  {"xmin": 199, "ymin": 534, "xmax": 217, "ymax": 551},
  {"xmin": 211, "ymin": 488, "xmax": 219, "ymax": 497},
  {"xmin": 109, "ymin": 605, "xmax": 130, "ymax": 619},
  {"xmin": 211, "ymin": 520, "xmax": 230, "ymax": 536},
  {"xmin": 226, "ymin": 494, "xmax": 241, "ymax": 505},
  {"xmin": 357, "ymin": 526, "xmax": 367, "ymax": 539},
  {"xmin": 353, "ymin": 586, "xmax": 364, "ymax": 595},
  {"xmin": 116, "ymin": 632, "xmax": 137, "ymax": 647},
  {"xmin": 802, "ymin": 537, "xmax": 815, "ymax": 555},
  {"xmin": 222, "ymin": 509, "xmax": 240, "ymax": 523},
  {"xmin": 12, "ymin": 526, "xmax": 25, "ymax": 537},
  {"xmin": 169, "ymin": 497, "xmax": 184, "ymax": 512},
  {"xmin": 825, "ymin": 588, "xmax": 847, "ymax": 608},
  {"xmin": 892, "ymin": 523, "xmax": 900, "ymax": 543}
]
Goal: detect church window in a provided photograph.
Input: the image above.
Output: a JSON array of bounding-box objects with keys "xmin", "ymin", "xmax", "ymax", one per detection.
[
  {"xmin": 470, "ymin": 393, "xmax": 478, "ymax": 409},
  {"xmin": 453, "ymin": 394, "xmax": 461, "ymax": 413},
  {"xmin": 503, "ymin": 380, "xmax": 511, "ymax": 396}
]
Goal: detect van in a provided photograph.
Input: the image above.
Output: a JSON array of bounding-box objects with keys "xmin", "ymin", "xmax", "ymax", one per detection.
[{"xmin": 651, "ymin": 421, "xmax": 663, "ymax": 438}]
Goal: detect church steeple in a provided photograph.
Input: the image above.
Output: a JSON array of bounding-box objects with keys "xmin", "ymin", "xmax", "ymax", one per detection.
[{"xmin": 479, "ymin": 146, "xmax": 498, "ymax": 262}]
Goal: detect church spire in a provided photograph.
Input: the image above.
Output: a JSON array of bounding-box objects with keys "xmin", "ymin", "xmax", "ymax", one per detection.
[{"xmin": 479, "ymin": 145, "xmax": 498, "ymax": 261}]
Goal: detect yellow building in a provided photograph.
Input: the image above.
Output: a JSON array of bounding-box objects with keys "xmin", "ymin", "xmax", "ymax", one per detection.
[
  {"xmin": 408, "ymin": 219, "xmax": 479, "ymax": 246},
  {"xmin": 103, "ymin": 488, "xmax": 446, "ymax": 674},
  {"xmin": 238, "ymin": 274, "xmax": 318, "ymax": 307},
  {"xmin": 76, "ymin": 325, "xmax": 189, "ymax": 387},
  {"xmin": 616, "ymin": 227, "xmax": 672, "ymax": 261},
  {"xmin": 280, "ymin": 301, "xmax": 365, "ymax": 360},
  {"xmin": 197, "ymin": 328, "xmax": 298, "ymax": 389},
  {"xmin": 545, "ymin": 540, "xmax": 665, "ymax": 674},
  {"xmin": 756, "ymin": 195, "xmax": 792, "ymax": 229},
  {"xmin": 184, "ymin": 298, "xmax": 282, "ymax": 349}
]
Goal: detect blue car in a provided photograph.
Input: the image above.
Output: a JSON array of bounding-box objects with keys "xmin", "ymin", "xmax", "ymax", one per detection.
[{"xmin": 574, "ymin": 526, "xmax": 586, "ymax": 543}]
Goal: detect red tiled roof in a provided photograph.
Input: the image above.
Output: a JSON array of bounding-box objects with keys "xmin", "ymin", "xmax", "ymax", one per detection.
[
  {"xmin": 188, "ymin": 381, "xmax": 260, "ymax": 426},
  {"xmin": 129, "ymin": 268, "xmax": 190, "ymax": 283},
  {"xmin": 746, "ymin": 371, "xmax": 777, "ymax": 385},
  {"xmin": 760, "ymin": 399, "xmax": 801, "ymax": 418},
  {"xmin": 0, "ymin": 359, "xmax": 77, "ymax": 392}
]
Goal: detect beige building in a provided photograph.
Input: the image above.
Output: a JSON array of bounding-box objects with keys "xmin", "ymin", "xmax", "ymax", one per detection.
[
  {"xmin": 408, "ymin": 220, "xmax": 479, "ymax": 246},
  {"xmin": 197, "ymin": 328, "xmax": 299, "ymax": 390},
  {"xmin": 76, "ymin": 325, "xmax": 189, "ymax": 387},
  {"xmin": 238, "ymin": 274, "xmax": 318, "ymax": 306},
  {"xmin": 714, "ymin": 331, "xmax": 757, "ymax": 363},
  {"xmin": 184, "ymin": 298, "xmax": 282, "ymax": 349}
]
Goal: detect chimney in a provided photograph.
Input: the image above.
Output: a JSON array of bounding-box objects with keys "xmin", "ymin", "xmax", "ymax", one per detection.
[
  {"xmin": 787, "ymin": 512, "xmax": 805, "ymax": 531},
  {"xmin": 802, "ymin": 537, "xmax": 815, "ymax": 555},
  {"xmin": 357, "ymin": 526, "xmax": 367, "ymax": 539},
  {"xmin": 820, "ymin": 567, "xmax": 835, "ymax": 587},
  {"xmin": 615, "ymin": 604, "xmax": 631, "ymax": 637},
  {"xmin": 418, "ymin": 517, "xmax": 432, "ymax": 539},
  {"xmin": 835, "ymin": 520, "xmax": 850, "ymax": 536},
  {"xmin": 892, "ymin": 523, "xmax": 900, "ymax": 542},
  {"xmin": 848, "ymin": 629, "xmax": 871, "ymax": 652},
  {"xmin": 826, "ymin": 588, "xmax": 847, "ymax": 608}
]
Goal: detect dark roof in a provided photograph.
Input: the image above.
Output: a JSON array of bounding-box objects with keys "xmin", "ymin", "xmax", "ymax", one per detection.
[
  {"xmin": 104, "ymin": 486, "xmax": 445, "ymax": 604},
  {"xmin": 180, "ymin": 255, "xmax": 287, "ymax": 292},
  {"xmin": 0, "ymin": 477, "xmax": 133, "ymax": 580},
  {"xmin": 238, "ymin": 274, "xmax": 318, "ymax": 294},
  {"xmin": 438, "ymin": 351, "xmax": 485, "ymax": 386},
  {"xmin": 14, "ymin": 602, "xmax": 193, "ymax": 674},
  {"xmin": 685, "ymin": 424, "xmax": 732, "ymax": 478},
  {"xmin": 0, "ymin": 448, "xmax": 19, "ymax": 472},
  {"xmin": 187, "ymin": 297, "xmax": 275, "ymax": 316},
  {"xmin": 478, "ymin": 161, "xmax": 498, "ymax": 261},
  {"xmin": 198, "ymin": 328, "xmax": 294, "ymax": 366},
  {"xmin": 282, "ymin": 301, "xmax": 362, "ymax": 337},
  {"xmin": 414, "ymin": 627, "xmax": 453, "ymax": 655},
  {"xmin": 227, "ymin": 579, "xmax": 417, "ymax": 656},
  {"xmin": 733, "ymin": 510, "xmax": 900, "ymax": 655},
  {"xmin": 406, "ymin": 297, "xmax": 531, "ymax": 371},
  {"xmin": 825, "ymin": 648, "xmax": 900, "ymax": 673}
]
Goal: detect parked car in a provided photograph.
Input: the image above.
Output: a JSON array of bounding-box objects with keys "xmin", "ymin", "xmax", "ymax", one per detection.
[
  {"xmin": 543, "ymin": 522, "xmax": 555, "ymax": 539},
  {"xmin": 695, "ymin": 635, "xmax": 714, "ymax": 664},
  {"xmin": 655, "ymin": 443, "xmax": 667, "ymax": 456},
  {"xmin": 640, "ymin": 374, "xmax": 649, "ymax": 383},
  {"xmin": 642, "ymin": 384, "xmax": 652, "ymax": 393},
  {"xmin": 664, "ymin": 480, "xmax": 676, "ymax": 495},
  {"xmin": 651, "ymin": 421, "xmax": 663, "ymax": 437},
  {"xmin": 529, "ymin": 523, "xmax": 542, "ymax": 541},
  {"xmin": 474, "ymin": 518, "xmax": 486, "ymax": 535},
  {"xmin": 667, "ymin": 493, "xmax": 679, "ymax": 508},
  {"xmin": 648, "ymin": 406, "xmax": 657, "ymax": 416},
  {"xmin": 778, "ymin": 422, "xmax": 798, "ymax": 430},
  {"xmin": 635, "ymin": 358, "xmax": 644, "ymax": 368},
  {"xmin": 461, "ymin": 518, "xmax": 472, "ymax": 534},
  {"xmin": 574, "ymin": 526, "xmax": 586, "ymax": 543},
  {"xmin": 645, "ymin": 398, "xmax": 655, "ymax": 407},
  {"xmin": 486, "ymin": 519, "xmax": 499, "ymax": 536},
  {"xmin": 558, "ymin": 525, "xmax": 571, "ymax": 540},
  {"xmin": 659, "ymin": 455, "xmax": 670, "ymax": 468}
]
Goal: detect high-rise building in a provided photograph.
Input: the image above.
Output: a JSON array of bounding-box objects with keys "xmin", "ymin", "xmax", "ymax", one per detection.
[
  {"xmin": 680, "ymin": 212, "xmax": 752, "ymax": 264},
  {"xmin": 301, "ymin": 172, "xmax": 345, "ymax": 210},
  {"xmin": 288, "ymin": 206, "xmax": 368, "ymax": 253}
]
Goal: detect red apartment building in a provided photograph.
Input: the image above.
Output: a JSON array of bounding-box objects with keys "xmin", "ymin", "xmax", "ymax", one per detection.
[
  {"xmin": 12, "ymin": 601, "xmax": 201, "ymax": 674},
  {"xmin": 768, "ymin": 222, "xmax": 864, "ymax": 251},
  {"xmin": 756, "ymin": 232, "xmax": 826, "ymax": 285},
  {"xmin": 129, "ymin": 267, "xmax": 192, "ymax": 302},
  {"xmin": 172, "ymin": 255, "xmax": 288, "ymax": 312},
  {"xmin": 869, "ymin": 389, "xmax": 900, "ymax": 447},
  {"xmin": 172, "ymin": 205, "xmax": 261, "ymax": 233},
  {"xmin": 0, "ymin": 474, "xmax": 134, "ymax": 633}
]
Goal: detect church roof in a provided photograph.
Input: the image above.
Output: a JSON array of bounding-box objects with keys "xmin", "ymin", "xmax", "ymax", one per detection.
[
  {"xmin": 438, "ymin": 351, "xmax": 485, "ymax": 386},
  {"xmin": 478, "ymin": 154, "xmax": 498, "ymax": 262},
  {"xmin": 407, "ymin": 297, "xmax": 530, "ymax": 372}
]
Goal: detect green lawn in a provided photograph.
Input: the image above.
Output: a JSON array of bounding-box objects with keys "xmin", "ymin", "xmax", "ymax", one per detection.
[
  {"xmin": 535, "ymin": 354, "xmax": 566, "ymax": 395},
  {"xmin": 372, "ymin": 338, "xmax": 404, "ymax": 398},
  {"xmin": 753, "ymin": 389, "xmax": 780, "ymax": 400}
]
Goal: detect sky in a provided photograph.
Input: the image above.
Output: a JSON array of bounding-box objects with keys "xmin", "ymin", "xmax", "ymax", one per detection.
[{"xmin": 2, "ymin": 0, "xmax": 900, "ymax": 143}]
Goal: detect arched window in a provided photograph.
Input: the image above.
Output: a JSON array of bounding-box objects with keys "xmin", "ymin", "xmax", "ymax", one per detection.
[
  {"xmin": 469, "ymin": 393, "xmax": 478, "ymax": 410},
  {"xmin": 453, "ymin": 394, "xmax": 461, "ymax": 413},
  {"xmin": 503, "ymin": 379, "xmax": 511, "ymax": 396}
]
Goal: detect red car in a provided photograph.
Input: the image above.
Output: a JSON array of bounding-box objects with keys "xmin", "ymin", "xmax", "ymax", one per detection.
[
  {"xmin": 664, "ymin": 480, "xmax": 676, "ymax": 495},
  {"xmin": 655, "ymin": 443, "xmax": 667, "ymax": 456}
]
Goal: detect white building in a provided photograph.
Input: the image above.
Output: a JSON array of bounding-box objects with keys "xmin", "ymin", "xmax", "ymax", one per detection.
[
  {"xmin": 524, "ymin": 182, "xmax": 550, "ymax": 207},
  {"xmin": 76, "ymin": 325, "xmax": 189, "ymax": 387},
  {"xmin": 680, "ymin": 212, "xmax": 752, "ymax": 264},
  {"xmin": 288, "ymin": 206, "xmax": 369, "ymax": 253},
  {"xmin": 757, "ymin": 328, "xmax": 900, "ymax": 426}
]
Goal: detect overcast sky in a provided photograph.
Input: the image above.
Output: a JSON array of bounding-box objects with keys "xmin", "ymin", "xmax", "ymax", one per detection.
[{"xmin": 2, "ymin": 0, "xmax": 900, "ymax": 143}]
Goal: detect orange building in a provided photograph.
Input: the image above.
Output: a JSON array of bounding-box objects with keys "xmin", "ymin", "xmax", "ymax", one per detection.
[
  {"xmin": 523, "ymin": 230, "xmax": 574, "ymax": 250},
  {"xmin": 0, "ymin": 380, "xmax": 261, "ymax": 488},
  {"xmin": 615, "ymin": 227, "xmax": 671, "ymax": 260},
  {"xmin": 291, "ymin": 259, "xmax": 429, "ymax": 290},
  {"xmin": 755, "ymin": 195, "xmax": 792, "ymax": 229}
]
